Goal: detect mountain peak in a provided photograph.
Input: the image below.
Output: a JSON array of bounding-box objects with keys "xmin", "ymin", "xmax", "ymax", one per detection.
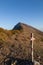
[
  {"xmin": 13, "ymin": 22, "xmax": 43, "ymax": 35},
  {"xmin": 13, "ymin": 22, "xmax": 24, "ymax": 30}
]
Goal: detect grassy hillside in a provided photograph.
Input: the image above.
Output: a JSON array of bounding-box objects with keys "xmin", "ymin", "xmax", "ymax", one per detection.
[{"xmin": 0, "ymin": 23, "xmax": 43, "ymax": 65}]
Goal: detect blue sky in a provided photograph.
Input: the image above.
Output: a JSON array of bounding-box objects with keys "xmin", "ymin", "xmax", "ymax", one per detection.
[{"xmin": 0, "ymin": 0, "xmax": 43, "ymax": 31}]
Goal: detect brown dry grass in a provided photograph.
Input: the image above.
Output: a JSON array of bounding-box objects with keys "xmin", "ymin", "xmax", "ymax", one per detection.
[{"xmin": 0, "ymin": 23, "xmax": 43, "ymax": 65}]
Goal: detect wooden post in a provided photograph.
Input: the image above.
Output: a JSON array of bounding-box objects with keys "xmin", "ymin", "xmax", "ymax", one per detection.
[{"xmin": 31, "ymin": 33, "xmax": 35, "ymax": 62}]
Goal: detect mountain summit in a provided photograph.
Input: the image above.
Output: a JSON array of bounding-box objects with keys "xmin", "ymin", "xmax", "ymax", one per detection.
[
  {"xmin": 13, "ymin": 22, "xmax": 43, "ymax": 35},
  {"xmin": 13, "ymin": 22, "xmax": 24, "ymax": 30}
]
